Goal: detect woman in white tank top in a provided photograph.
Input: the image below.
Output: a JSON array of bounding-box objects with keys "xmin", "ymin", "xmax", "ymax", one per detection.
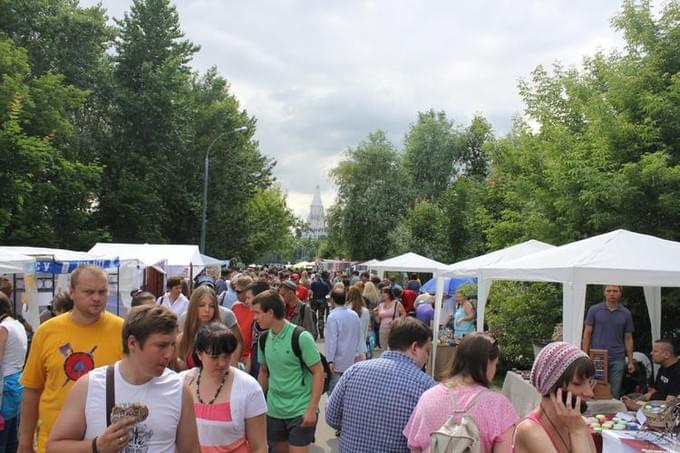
[
  {"xmin": 0, "ymin": 292, "xmax": 28, "ymax": 452},
  {"xmin": 182, "ymin": 322, "xmax": 267, "ymax": 453}
]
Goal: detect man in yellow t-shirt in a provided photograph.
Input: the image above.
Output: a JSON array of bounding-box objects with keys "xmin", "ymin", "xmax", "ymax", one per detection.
[{"xmin": 18, "ymin": 265, "xmax": 124, "ymax": 453}]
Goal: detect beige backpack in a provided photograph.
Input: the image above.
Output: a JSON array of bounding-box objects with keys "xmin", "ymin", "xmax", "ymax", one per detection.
[{"xmin": 429, "ymin": 389, "xmax": 486, "ymax": 453}]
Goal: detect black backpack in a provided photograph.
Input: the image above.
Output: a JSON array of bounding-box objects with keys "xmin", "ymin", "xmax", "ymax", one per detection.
[{"xmin": 259, "ymin": 325, "xmax": 332, "ymax": 393}]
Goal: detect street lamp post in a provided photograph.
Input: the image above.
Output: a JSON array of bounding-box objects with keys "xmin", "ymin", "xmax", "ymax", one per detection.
[{"xmin": 200, "ymin": 126, "xmax": 248, "ymax": 253}]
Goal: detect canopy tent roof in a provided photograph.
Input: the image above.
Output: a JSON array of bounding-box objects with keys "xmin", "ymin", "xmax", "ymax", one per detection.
[
  {"xmin": 479, "ymin": 229, "xmax": 680, "ymax": 346},
  {"xmin": 482, "ymin": 230, "xmax": 680, "ymax": 286},
  {"xmin": 89, "ymin": 243, "xmax": 205, "ymax": 268},
  {"xmin": 200, "ymin": 254, "xmax": 229, "ymax": 267},
  {"xmin": 430, "ymin": 240, "xmax": 556, "ymax": 373},
  {"xmin": 0, "ymin": 250, "xmax": 35, "ymax": 274},
  {"xmin": 0, "ymin": 246, "xmax": 115, "ymax": 262},
  {"xmin": 368, "ymin": 252, "xmax": 446, "ymax": 274},
  {"xmin": 0, "ymin": 246, "xmax": 120, "ymax": 273},
  {"xmin": 441, "ymin": 240, "xmax": 555, "ymax": 277},
  {"xmin": 290, "ymin": 261, "xmax": 316, "ymax": 269}
]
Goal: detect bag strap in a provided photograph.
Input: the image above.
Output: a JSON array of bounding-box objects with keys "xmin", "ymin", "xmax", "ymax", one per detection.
[
  {"xmin": 449, "ymin": 387, "xmax": 487, "ymax": 417},
  {"xmin": 105, "ymin": 365, "xmax": 115, "ymax": 426},
  {"xmin": 291, "ymin": 326, "xmax": 307, "ymax": 386},
  {"xmin": 258, "ymin": 330, "xmax": 269, "ymax": 362}
]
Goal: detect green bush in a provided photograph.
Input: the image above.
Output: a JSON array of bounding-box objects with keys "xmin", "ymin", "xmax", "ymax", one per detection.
[{"xmin": 486, "ymin": 281, "xmax": 562, "ymax": 369}]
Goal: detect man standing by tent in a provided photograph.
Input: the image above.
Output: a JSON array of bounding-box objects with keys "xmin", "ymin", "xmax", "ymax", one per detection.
[
  {"xmin": 19, "ymin": 265, "xmax": 124, "ymax": 453},
  {"xmin": 582, "ymin": 285, "xmax": 635, "ymax": 398}
]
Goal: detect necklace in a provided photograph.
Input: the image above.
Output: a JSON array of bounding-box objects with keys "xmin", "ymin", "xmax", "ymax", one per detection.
[
  {"xmin": 543, "ymin": 409, "xmax": 571, "ymax": 453},
  {"xmin": 195, "ymin": 367, "xmax": 229, "ymax": 404}
]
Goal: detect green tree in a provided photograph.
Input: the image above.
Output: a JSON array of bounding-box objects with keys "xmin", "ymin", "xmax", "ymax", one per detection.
[
  {"xmin": 99, "ymin": 0, "xmax": 200, "ymax": 242},
  {"xmin": 188, "ymin": 69, "xmax": 273, "ymax": 257},
  {"xmin": 0, "ymin": 36, "xmax": 103, "ymax": 247},
  {"xmin": 329, "ymin": 130, "xmax": 407, "ymax": 260},
  {"xmin": 387, "ymin": 199, "xmax": 449, "ymax": 262},
  {"xmin": 458, "ymin": 114, "xmax": 493, "ymax": 178},
  {"xmin": 402, "ymin": 110, "xmax": 460, "ymax": 201},
  {"xmin": 239, "ymin": 185, "xmax": 297, "ymax": 263}
]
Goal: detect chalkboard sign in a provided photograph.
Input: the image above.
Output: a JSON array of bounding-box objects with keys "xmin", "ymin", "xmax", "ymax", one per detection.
[
  {"xmin": 589, "ymin": 348, "xmax": 613, "ymax": 399},
  {"xmin": 589, "ymin": 348, "xmax": 609, "ymax": 384}
]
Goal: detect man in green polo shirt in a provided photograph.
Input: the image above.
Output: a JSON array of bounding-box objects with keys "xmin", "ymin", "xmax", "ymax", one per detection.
[{"xmin": 253, "ymin": 289, "xmax": 323, "ymax": 452}]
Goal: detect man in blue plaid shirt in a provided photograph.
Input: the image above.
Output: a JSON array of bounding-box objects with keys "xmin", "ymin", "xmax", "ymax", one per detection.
[{"xmin": 326, "ymin": 317, "xmax": 436, "ymax": 452}]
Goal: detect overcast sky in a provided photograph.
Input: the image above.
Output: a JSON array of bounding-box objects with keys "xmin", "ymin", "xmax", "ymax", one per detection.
[{"xmin": 81, "ymin": 0, "xmax": 626, "ymax": 218}]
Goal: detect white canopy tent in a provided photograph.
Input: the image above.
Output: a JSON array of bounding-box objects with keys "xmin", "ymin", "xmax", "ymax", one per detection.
[
  {"xmin": 89, "ymin": 243, "xmax": 214, "ymax": 277},
  {"xmin": 367, "ymin": 252, "xmax": 445, "ymax": 276},
  {"xmin": 437, "ymin": 240, "xmax": 555, "ymax": 336},
  {"xmin": 367, "ymin": 252, "xmax": 447, "ymax": 372},
  {"xmin": 0, "ymin": 246, "xmax": 125, "ymax": 327},
  {"xmin": 481, "ymin": 229, "xmax": 680, "ymax": 347},
  {"xmin": 0, "ymin": 250, "xmax": 35, "ymax": 274},
  {"xmin": 200, "ymin": 254, "xmax": 229, "ymax": 267},
  {"xmin": 0, "ymin": 250, "xmax": 39, "ymax": 328},
  {"xmin": 89, "ymin": 243, "xmax": 224, "ymax": 308}
]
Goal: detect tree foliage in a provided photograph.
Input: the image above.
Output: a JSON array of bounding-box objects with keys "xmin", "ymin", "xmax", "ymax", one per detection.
[
  {"xmin": 327, "ymin": 0, "xmax": 680, "ymax": 365},
  {"xmin": 329, "ymin": 131, "xmax": 408, "ymax": 260},
  {"xmin": 0, "ymin": 0, "xmax": 292, "ymax": 260}
]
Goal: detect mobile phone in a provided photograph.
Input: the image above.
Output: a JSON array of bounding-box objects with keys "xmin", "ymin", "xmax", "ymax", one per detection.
[{"xmin": 560, "ymin": 389, "xmax": 588, "ymax": 414}]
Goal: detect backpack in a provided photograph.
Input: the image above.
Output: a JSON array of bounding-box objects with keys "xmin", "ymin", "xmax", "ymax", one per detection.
[
  {"xmin": 298, "ymin": 302, "xmax": 318, "ymax": 340},
  {"xmin": 259, "ymin": 325, "xmax": 332, "ymax": 393},
  {"xmin": 429, "ymin": 389, "xmax": 486, "ymax": 453}
]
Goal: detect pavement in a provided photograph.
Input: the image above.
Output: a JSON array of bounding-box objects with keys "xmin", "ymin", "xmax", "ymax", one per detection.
[
  {"xmin": 310, "ymin": 338, "xmax": 339, "ymax": 452},
  {"xmin": 293, "ymin": 337, "xmax": 385, "ymax": 452}
]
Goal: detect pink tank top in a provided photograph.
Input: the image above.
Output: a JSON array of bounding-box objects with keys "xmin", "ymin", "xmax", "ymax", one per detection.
[
  {"xmin": 512, "ymin": 410, "xmax": 561, "ymax": 453},
  {"xmin": 377, "ymin": 302, "xmax": 399, "ymax": 330}
]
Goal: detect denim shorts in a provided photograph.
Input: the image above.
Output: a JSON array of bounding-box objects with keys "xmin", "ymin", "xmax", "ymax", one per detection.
[{"xmin": 267, "ymin": 414, "xmax": 317, "ymax": 447}]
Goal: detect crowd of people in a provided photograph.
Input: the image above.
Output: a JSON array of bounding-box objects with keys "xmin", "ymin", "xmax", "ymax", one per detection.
[{"xmin": 0, "ymin": 271, "xmax": 677, "ymax": 453}]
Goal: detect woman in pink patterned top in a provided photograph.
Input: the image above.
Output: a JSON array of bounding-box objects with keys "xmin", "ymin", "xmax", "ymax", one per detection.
[
  {"xmin": 404, "ymin": 333, "xmax": 518, "ymax": 453},
  {"xmin": 513, "ymin": 341, "xmax": 596, "ymax": 453},
  {"xmin": 182, "ymin": 322, "xmax": 267, "ymax": 453}
]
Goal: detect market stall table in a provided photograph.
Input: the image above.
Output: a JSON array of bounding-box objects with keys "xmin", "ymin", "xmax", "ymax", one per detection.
[{"xmin": 602, "ymin": 429, "xmax": 678, "ymax": 453}]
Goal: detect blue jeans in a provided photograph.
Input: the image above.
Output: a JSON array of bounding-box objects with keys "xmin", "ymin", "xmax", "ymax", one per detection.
[
  {"xmin": 327, "ymin": 371, "xmax": 343, "ymax": 396},
  {"xmin": 609, "ymin": 359, "xmax": 626, "ymax": 399},
  {"xmin": 0, "ymin": 416, "xmax": 18, "ymax": 453}
]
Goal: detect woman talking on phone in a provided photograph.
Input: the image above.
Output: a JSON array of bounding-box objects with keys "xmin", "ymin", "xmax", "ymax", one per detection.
[{"xmin": 513, "ymin": 341, "xmax": 596, "ymax": 453}]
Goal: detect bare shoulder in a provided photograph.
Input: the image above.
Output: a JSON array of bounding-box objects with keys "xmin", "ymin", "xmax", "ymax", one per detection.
[{"xmin": 514, "ymin": 418, "xmax": 555, "ymax": 452}]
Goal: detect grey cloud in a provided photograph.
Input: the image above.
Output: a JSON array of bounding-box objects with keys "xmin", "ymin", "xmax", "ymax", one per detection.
[{"xmin": 81, "ymin": 0, "xmax": 624, "ymax": 216}]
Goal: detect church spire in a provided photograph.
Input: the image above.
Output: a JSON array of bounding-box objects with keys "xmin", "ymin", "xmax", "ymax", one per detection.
[{"xmin": 304, "ymin": 185, "xmax": 326, "ymax": 239}]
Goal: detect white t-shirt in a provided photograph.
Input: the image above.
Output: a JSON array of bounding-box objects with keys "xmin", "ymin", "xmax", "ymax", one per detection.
[
  {"xmin": 157, "ymin": 293, "xmax": 189, "ymax": 316},
  {"xmin": 181, "ymin": 367, "xmax": 267, "ymax": 448},
  {"xmin": 85, "ymin": 362, "xmax": 183, "ymax": 453},
  {"xmin": 0, "ymin": 317, "xmax": 27, "ymax": 376}
]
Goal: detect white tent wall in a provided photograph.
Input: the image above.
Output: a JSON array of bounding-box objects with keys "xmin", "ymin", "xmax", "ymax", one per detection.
[{"xmin": 643, "ymin": 286, "xmax": 661, "ymax": 344}]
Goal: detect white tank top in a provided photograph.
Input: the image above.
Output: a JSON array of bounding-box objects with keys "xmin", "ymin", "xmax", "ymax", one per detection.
[
  {"xmin": 84, "ymin": 361, "xmax": 183, "ymax": 453},
  {"xmin": 0, "ymin": 317, "xmax": 27, "ymax": 376}
]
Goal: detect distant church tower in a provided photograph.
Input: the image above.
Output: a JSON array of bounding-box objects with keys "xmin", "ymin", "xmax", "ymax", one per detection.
[{"xmin": 304, "ymin": 185, "xmax": 326, "ymax": 239}]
